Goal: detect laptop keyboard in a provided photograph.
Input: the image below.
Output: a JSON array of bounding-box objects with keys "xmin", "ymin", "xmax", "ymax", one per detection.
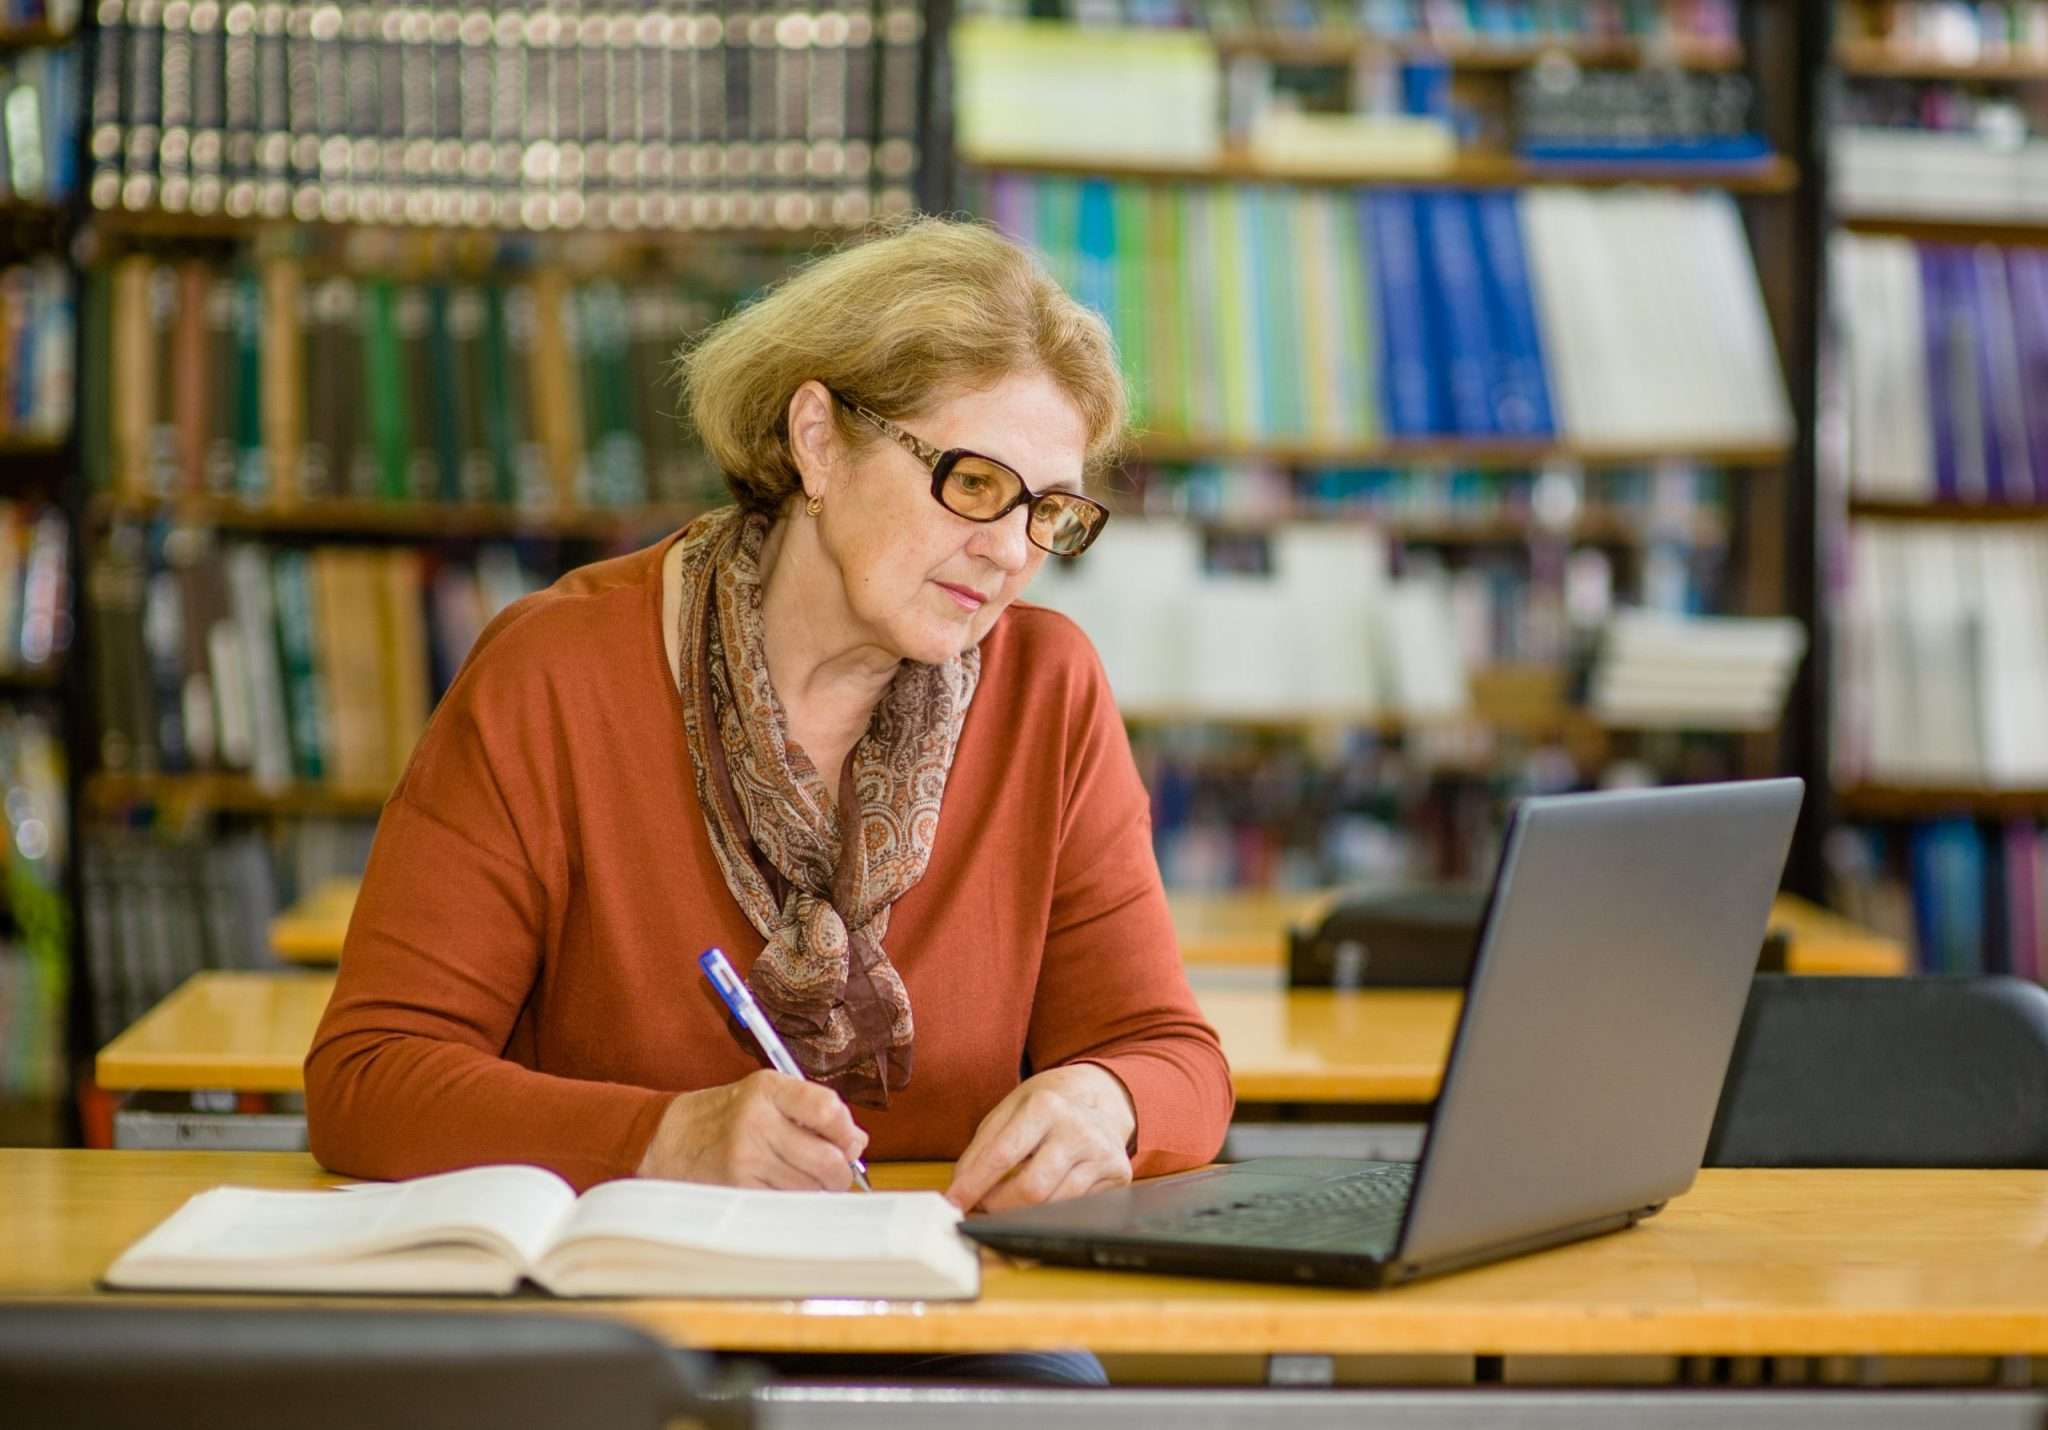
[{"xmin": 1132, "ymin": 1162, "xmax": 1418, "ymax": 1251}]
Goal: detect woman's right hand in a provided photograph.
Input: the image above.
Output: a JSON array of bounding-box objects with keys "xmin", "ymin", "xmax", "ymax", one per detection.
[{"xmin": 634, "ymin": 1070, "xmax": 869, "ymax": 1190}]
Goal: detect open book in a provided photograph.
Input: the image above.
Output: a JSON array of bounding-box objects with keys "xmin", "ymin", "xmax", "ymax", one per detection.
[{"xmin": 104, "ymin": 1165, "xmax": 981, "ymax": 1300}]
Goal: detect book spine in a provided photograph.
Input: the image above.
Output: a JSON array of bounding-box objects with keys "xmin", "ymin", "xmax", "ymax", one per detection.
[
  {"xmin": 89, "ymin": 0, "xmax": 127, "ymax": 209},
  {"xmin": 1474, "ymin": 190, "xmax": 1556, "ymax": 437},
  {"xmin": 220, "ymin": 0, "xmax": 255, "ymax": 215},
  {"xmin": 1365, "ymin": 190, "xmax": 1444, "ymax": 438},
  {"xmin": 874, "ymin": 0, "xmax": 918, "ymax": 214},
  {"xmin": 2009, "ymin": 249, "xmax": 2048, "ymax": 502},
  {"xmin": 187, "ymin": 0, "xmax": 222, "ymax": 212},
  {"xmin": 124, "ymin": 0, "xmax": 163, "ymax": 210}
]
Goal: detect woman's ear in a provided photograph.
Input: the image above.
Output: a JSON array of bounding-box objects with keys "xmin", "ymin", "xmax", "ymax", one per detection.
[{"xmin": 786, "ymin": 380, "xmax": 840, "ymax": 502}]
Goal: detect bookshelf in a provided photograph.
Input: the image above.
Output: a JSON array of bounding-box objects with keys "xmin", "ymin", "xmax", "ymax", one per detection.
[
  {"xmin": 1817, "ymin": 0, "xmax": 2048, "ymax": 978},
  {"xmin": 1129, "ymin": 434, "xmax": 1791, "ymax": 471},
  {"xmin": 1208, "ymin": 33, "xmax": 1745, "ymax": 72},
  {"xmin": 958, "ymin": 149, "xmax": 1802, "ymax": 194},
  {"xmin": 54, "ymin": 0, "xmax": 951, "ymax": 1139}
]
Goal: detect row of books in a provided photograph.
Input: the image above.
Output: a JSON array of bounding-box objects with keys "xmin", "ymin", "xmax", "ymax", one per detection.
[
  {"xmin": 1829, "ymin": 819, "xmax": 2048, "ymax": 981},
  {"xmin": 960, "ymin": 0, "xmax": 1742, "ymax": 47},
  {"xmin": 87, "ymin": 0, "xmax": 924, "ymax": 229},
  {"xmin": 1029, "ymin": 514, "xmax": 1719, "ymax": 716},
  {"xmin": 0, "ymin": 0, "xmax": 77, "ymax": 29},
  {"xmin": 1834, "ymin": 524, "xmax": 2048, "ymax": 789},
  {"xmin": 1837, "ymin": 1, "xmax": 2048, "ymax": 56},
  {"xmin": 1833, "ymin": 125, "xmax": 2048, "ymax": 224},
  {"xmin": 0, "ymin": 502, "xmax": 69, "ymax": 676},
  {"xmin": 0, "ymin": 707, "xmax": 68, "ymax": 1098},
  {"xmin": 1117, "ymin": 459, "xmax": 1729, "ymax": 538},
  {"xmin": 0, "ymin": 261, "xmax": 73, "ymax": 442},
  {"xmin": 79, "ymin": 821, "xmax": 379, "ymax": 1047},
  {"xmin": 0, "ymin": 46, "xmax": 81, "ymax": 203},
  {"xmin": 83, "ymin": 256, "xmax": 763, "ymax": 512},
  {"xmin": 975, "ymin": 173, "xmax": 1791, "ymax": 449},
  {"xmin": 89, "ymin": 530, "xmax": 544, "ymax": 790},
  {"xmin": 1834, "ymin": 235, "xmax": 2048, "ymax": 504}
]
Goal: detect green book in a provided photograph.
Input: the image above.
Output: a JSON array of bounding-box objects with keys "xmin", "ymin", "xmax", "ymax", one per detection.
[
  {"xmin": 231, "ymin": 271, "xmax": 265, "ymax": 504},
  {"xmin": 479, "ymin": 284, "xmax": 517, "ymax": 506},
  {"xmin": 1213, "ymin": 187, "xmax": 1256, "ymax": 441},
  {"xmin": 1333, "ymin": 195, "xmax": 1381, "ymax": 443},
  {"xmin": 361, "ymin": 280, "xmax": 408, "ymax": 503},
  {"xmin": 426, "ymin": 285, "xmax": 464, "ymax": 503},
  {"xmin": 1111, "ymin": 182, "xmax": 1150, "ymax": 433},
  {"xmin": 269, "ymin": 547, "xmax": 326, "ymax": 782}
]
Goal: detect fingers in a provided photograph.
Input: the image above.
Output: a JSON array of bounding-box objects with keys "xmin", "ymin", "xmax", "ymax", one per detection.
[
  {"xmin": 945, "ymin": 1095, "xmax": 1049, "ymax": 1211},
  {"xmin": 754, "ymin": 1071, "xmax": 869, "ymax": 1162}
]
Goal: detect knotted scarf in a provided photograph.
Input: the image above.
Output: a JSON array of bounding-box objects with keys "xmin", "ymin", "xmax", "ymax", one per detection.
[{"xmin": 673, "ymin": 506, "xmax": 979, "ymax": 1108}]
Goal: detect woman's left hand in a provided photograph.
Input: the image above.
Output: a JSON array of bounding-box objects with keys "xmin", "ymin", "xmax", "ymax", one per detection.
[{"xmin": 945, "ymin": 1064, "xmax": 1136, "ymax": 1212}]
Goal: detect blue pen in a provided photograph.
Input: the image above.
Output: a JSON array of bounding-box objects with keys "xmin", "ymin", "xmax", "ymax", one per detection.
[{"xmin": 698, "ymin": 947, "xmax": 873, "ymax": 1192}]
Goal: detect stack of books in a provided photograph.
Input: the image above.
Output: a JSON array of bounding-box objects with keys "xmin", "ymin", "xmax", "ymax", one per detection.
[
  {"xmin": 88, "ymin": 529, "xmax": 544, "ymax": 789},
  {"xmin": 86, "ymin": 0, "xmax": 925, "ymax": 228},
  {"xmin": 0, "ymin": 261, "xmax": 74, "ymax": 442},
  {"xmin": 1586, "ymin": 611, "xmax": 1807, "ymax": 732},
  {"xmin": 975, "ymin": 172, "xmax": 1791, "ymax": 451},
  {"xmin": 83, "ymin": 254, "xmax": 764, "ymax": 513},
  {"xmin": 1835, "ymin": 234, "xmax": 2048, "ymax": 503}
]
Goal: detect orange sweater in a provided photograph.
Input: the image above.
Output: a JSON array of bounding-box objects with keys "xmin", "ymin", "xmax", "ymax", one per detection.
[{"xmin": 305, "ymin": 530, "xmax": 1233, "ymax": 1191}]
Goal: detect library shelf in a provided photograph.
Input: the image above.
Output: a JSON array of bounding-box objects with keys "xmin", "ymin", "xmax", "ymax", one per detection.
[
  {"xmin": 0, "ymin": 435, "xmax": 67, "ymax": 460},
  {"xmin": 84, "ymin": 774, "xmax": 392, "ymax": 818},
  {"xmin": 1131, "ymin": 433, "xmax": 1790, "ymax": 470},
  {"xmin": 1209, "ymin": 32, "xmax": 1744, "ymax": 71},
  {"xmin": 83, "ymin": 206, "xmax": 864, "ymax": 252},
  {"xmin": 0, "ymin": 666, "xmax": 62, "ymax": 694},
  {"xmin": 1838, "ymin": 214, "xmax": 2048, "ymax": 248},
  {"xmin": 88, "ymin": 496, "xmax": 698, "ymax": 543},
  {"xmin": 1119, "ymin": 506, "xmax": 1728, "ymax": 548},
  {"xmin": 1119, "ymin": 664, "xmax": 1598, "ymax": 741},
  {"xmin": 1835, "ymin": 42, "xmax": 2048, "ymax": 81},
  {"xmin": 1848, "ymin": 498, "xmax": 2048, "ymax": 524},
  {"xmin": 960, "ymin": 149, "xmax": 1801, "ymax": 194},
  {"xmin": 1836, "ymin": 786, "xmax": 2048, "ymax": 820},
  {"xmin": 0, "ymin": 22, "xmax": 72, "ymax": 50}
]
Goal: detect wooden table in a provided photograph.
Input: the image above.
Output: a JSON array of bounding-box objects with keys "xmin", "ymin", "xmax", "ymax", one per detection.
[
  {"xmin": 272, "ymin": 881, "xmax": 1911, "ymax": 978},
  {"xmin": 7, "ymin": 1149, "xmax": 2048, "ymax": 1359},
  {"xmin": 95, "ymin": 971, "xmax": 1460, "ymax": 1108}
]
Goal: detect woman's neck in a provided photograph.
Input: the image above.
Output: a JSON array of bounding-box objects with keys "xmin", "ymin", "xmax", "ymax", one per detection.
[{"xmin": 756, "ymin": 515, "xmax": 902, "ymax": 759}]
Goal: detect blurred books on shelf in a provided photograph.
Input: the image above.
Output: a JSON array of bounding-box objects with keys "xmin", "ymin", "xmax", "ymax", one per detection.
[
  {"xmin": 0, "ymin": 38, "xmax": 80, "ymax": 203},
  {"xmin": 81, "ymin": 254, "xmax": 756, "ymax": 515},
  {"xmin": 0, "ymin": 706, "xmax": 67, "ymax": 1102},
  {"xmin": 972, "ymin": 172, "xmax": 1791, "ymax": 453},
  {"xmin": 1827, "ymin": 817, "xmax": 2047, "ymax": 978},
  {"xmin": 1834, "ymin": 523, "xmax": 2048, "ymax": 790},
  {"xmin": 1836, "ymin": 0, "xmax": 2048, "ymax": 65},
  {"xmin": 0, "ymin": 501, "xmax": 70, "ymax": 675},
  {"xmin": 0, "ymin": 260, "xmax": 73, "ymax": 441},
  {"xmin": 1834, "ymin": 233, "xmax": 2048, "ymax": 503},
  {"xmin": 87, "ymin": 525, "xmax": 542, "ymax": 792},
  {"xmin": 85, "ymin": 0, "xmax": 924, "ymax": 230}
]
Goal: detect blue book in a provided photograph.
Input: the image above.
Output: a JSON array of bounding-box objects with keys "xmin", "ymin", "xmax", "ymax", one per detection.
[
  {"xmin": 1472, "ymin": 191, "xmax": 1555, "ymax": 437},
  {"xmin": 1418, "ymin": 191, "xmax": 1499, "ymax": 438},
  {"xmin": 1256, "ymin": 187, "xmax": 1306, "ymax": 438},
  {"xmin": 1074, "ymin": 178, "xmax": 1118, "ymax": 326},
  {"xmin": 1362, "ymin": 192, "xmax": 1444, "ymax": 437},
  {"xmin": 1918, "ymin": 247, "xmax": 1963, "ymax": 502}
]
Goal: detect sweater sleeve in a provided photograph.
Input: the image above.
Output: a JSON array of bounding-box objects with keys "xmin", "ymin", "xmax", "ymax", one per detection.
[
  {"xmin": 303, "ymin": 626, "xmax": 671, "ymax": 1192},
  {"xmin": 1022, "ymin": 624, "xmax": 1235, "ymax": 1176}
]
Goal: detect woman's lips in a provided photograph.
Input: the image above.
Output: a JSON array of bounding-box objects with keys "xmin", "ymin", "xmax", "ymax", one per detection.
[{"xmin": 934, "ymin": 581, "xmax": 988, "ymax": 611}]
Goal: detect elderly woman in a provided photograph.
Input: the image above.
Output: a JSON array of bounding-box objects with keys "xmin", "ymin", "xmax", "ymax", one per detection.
[{"xmin": 304, "ymin": 218, "xmax": 1233, "ymax": 1222}]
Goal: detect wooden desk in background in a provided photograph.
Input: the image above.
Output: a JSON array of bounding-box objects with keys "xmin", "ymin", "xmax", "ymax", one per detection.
[
  {"xmin": 7, "ymin": 1149, "xmax": 2048, "ymax": 1365},
  {"xmin": 95, "ymin": 971, "xmax": 1458, "ymax": 1108},
  {"xmin": 272, "ymin": 880, "xmax": 1911, "ymax": 978}
]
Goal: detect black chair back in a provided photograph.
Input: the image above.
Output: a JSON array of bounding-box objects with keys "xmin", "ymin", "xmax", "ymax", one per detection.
[
  {"xmin": 1705, "ymin": 975, "xmax": 2048, "ymax": 1168},
  {"xmin": 0, "ymin": 1305, "xmax": 747, "ymax": 1430}
]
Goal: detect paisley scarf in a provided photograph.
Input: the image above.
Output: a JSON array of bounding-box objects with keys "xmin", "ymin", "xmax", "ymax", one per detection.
[{"xmin": 673, "ymin": 506, "xmax": 979, "ymax": 1108}]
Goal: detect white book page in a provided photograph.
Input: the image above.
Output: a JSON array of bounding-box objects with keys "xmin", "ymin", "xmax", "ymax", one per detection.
[
  {"xmin": 119, "ymin": 1165, "xmax": 576, "ymax": 1271},
  {"xmin": 549, "ymin": 1180, "xmax": 960, "ymax": 1264}
]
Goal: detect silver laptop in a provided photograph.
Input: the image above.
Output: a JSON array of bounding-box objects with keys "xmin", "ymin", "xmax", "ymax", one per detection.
[{"xmin": 963, "ymin": 779, "xmax": 1805, "ymax": 1288}]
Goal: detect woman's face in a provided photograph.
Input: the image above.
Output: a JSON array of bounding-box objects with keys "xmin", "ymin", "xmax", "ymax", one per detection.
[{"xmin": 812, "ymin": 370, "xmax": 1090, "ymax": 665}]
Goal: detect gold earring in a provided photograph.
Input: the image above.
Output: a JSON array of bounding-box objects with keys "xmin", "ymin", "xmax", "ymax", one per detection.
[{"xmin": 805, "ymin": 495, "xmax": 824, "ymax": 517}]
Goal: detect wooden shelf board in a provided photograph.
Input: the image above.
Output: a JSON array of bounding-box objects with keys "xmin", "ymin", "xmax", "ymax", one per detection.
[
  {"xmin": 1849, "ymin": 498, "xmax": 2048, "ymax": 524},
  {"xmin": 85, "ymin": 206, "xmax": 861, "ymax": 251},
  {"xmin": 90, "ymin": 495, "xmax": 697, "ymax": 541},
  {"xmin": 1131, "ymin": 433, "xmax": 1789, "ymax": 470},
  {"xmin": 1839, "ymin": 214, "xmax": 2048, "ymax": 247},
  {"xmin": 1837, "ymin": 785, "xmax": 2048, "ymax": 819},
  {"xmin": 0, "ymin": 435, "xmax": 67, "ymax": 458},
  {"xmin": 1211, "ymin": 32, "xmax": 1744, "ymax": 71},
  {"xmin": 1836, "ymin": 41, "xmax": 2048, "ymax": 81},
  {"xmin": 0, "ymin": 666, "xmax": 62, "ymax": 693},
  {"xmin": 0, "ymin": 22, "xmax": 73, "ymax": 50},
  {"xmin": 963, "ymin": 148, "xmax": 1799, "ymax": 194},
  {"xmin": 85, "ymin": 773, "xmax": 393, "ymax": 817}
]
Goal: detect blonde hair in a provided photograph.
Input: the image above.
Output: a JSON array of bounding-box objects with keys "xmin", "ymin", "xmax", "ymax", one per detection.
[{"xmin": 675, "ymin": 216, "xmax": 1128, "ymax": 514}]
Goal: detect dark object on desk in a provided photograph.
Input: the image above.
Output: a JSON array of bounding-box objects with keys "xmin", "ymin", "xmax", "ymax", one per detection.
[
  {"xmin": 1288, "ymin": 887, "xmax": 1486, "ymax": 988},
  {"xmin": 967, "ymin": 779, "xmax": 1804, "ymax": 1289},
  {"xmin": 0, "ymin": 1306, "xmax": 749, "ymax": 1430},
  {"xmin": 1705, "ymin": 975, "xmax": 2048, "ymax": 1169}
]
